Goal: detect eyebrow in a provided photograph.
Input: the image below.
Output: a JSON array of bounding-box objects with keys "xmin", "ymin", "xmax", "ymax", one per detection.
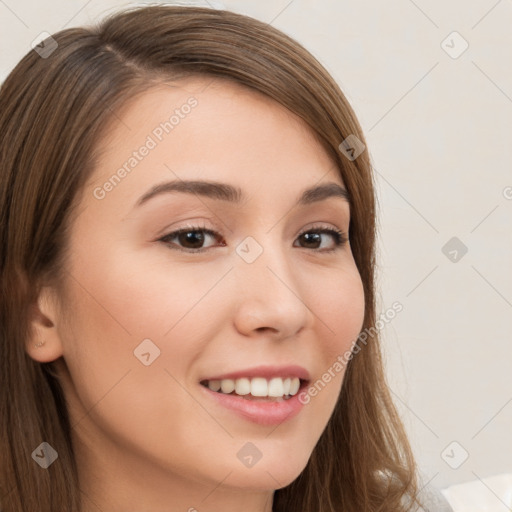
[{"xmin": 134, "ymin": 179, "xmax": 350, "ymax": 209}]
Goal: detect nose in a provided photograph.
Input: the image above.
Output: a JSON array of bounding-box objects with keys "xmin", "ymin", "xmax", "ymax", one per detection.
[{"xmin": 231, "ymin": 238, "xmax": 311, "ymax": 341}]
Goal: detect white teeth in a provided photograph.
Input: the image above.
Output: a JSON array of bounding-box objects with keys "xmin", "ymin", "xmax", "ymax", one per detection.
[
  {"xmin": 289, "ymin": 377, "xmax": 300, "ymax": 395},
  {"xmin": 235, "ymin": 378, "xmax": 251, "ymax": 395},
  {"xmin": 204, "ymin": 376, "xmax": 302, "ymax": 398},
  {"xmin": 220, "ymin": 379, "xmax": 235, "ymax": 394},
  {"xmin": 208, "ymin": 379, "xmax": 221, "ymax": 392},
  {"xmin": 251, "ymin": 377, "xmax": 268, "ymax": 397},
  {"xmin": 283, "ymin": 377, "xmax": 291, "ymax": 395},
  {"xmin": 268, "ymin": 377, "xmax": 284, "ymax": 397}
]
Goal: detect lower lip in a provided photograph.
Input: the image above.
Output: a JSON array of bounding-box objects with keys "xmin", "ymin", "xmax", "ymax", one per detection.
[{"xmin": 200, "ymin": 384, "xmax": 307, "ymax": 426}]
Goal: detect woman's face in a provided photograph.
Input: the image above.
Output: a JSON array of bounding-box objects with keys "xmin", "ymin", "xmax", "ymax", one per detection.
[{"xmin": 39, "ymin": 77, "xmax": 365, "ymax": 503}]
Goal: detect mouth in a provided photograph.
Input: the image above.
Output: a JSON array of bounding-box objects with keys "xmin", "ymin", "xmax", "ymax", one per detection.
[
  {"xmin": 200, "ymin": 376, "xmax": 306, "ymax": 402},
  {"xmin": 199, "ymin": 366, "xmax": 310, "ymax": 426}
]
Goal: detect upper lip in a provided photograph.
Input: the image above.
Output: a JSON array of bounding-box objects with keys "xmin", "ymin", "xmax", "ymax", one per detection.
[{"xmin": 201, "ymin": 365, "xmax": 310, "ymax": 382}]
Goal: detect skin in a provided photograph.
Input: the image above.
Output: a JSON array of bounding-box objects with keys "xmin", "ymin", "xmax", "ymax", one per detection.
[{"xmin": 27, "ymin": 77, "xmax": 365, "ymax": 512}]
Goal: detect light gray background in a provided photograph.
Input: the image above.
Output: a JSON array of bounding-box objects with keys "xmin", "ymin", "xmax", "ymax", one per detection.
[{"xmin": 1, "ymin": 0, "xmax": 511, "ymax": 495}]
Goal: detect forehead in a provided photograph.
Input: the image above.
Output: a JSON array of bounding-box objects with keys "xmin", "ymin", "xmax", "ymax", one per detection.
[{"xmin": 86, "ymin": 76, "xmax": 346, "ymax": 211}]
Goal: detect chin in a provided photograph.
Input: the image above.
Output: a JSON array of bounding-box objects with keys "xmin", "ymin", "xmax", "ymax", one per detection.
[{"xmin": 216, "ymin": 448, "xmax": 312, "ymax": 491}]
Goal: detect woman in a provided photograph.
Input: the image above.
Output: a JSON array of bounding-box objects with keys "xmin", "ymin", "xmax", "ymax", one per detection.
[{"xmin": 0, "ymin": 5, "xmax": 449, "ymax": 511}]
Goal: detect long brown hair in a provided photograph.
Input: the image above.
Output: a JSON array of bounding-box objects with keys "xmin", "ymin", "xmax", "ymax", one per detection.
[{"xmin": 0, "ymin": 5, "xmax": 420, "ymax": 511}]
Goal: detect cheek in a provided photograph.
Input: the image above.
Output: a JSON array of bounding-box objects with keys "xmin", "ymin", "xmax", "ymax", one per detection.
[
  {"xmin": 309, "ymin": 265, "xmax": 366, "ymax": 357},
  {"xmin": 58, "ymin": 241, "xmax": 229, "ymax": 418},
  {"xmin": 298, "ymin": 266, "xmax": 365, "ymax": 407},
  {"xmin": 58, "ymin": 252, "xmax": 221, "ymax": 466},
  {"xmin": 64, "ymin": 234, "xmax": 223, "ymax": 344}
]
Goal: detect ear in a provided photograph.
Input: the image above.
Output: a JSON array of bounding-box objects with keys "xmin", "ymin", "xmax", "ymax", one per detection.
[{"xmin": 25, "ymin": 286, "xmax": 65, "ymax": 363}]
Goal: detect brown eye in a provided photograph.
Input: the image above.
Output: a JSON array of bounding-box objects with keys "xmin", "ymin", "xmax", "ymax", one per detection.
[
  {"xmin": 160, "ymin": 227, "xmax": 223, "ymax": 252},
  {"xmin": 294, "ymin": 228, "xmax": 347, "ymax": 251}
]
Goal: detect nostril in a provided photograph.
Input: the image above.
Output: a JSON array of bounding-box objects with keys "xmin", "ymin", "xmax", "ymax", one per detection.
[{"xmin": 254, "ymin": 326, "xmax": 278, "ymax": 333}]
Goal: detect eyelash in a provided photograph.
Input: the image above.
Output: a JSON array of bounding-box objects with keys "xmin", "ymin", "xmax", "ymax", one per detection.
[{"xmin": 158, "ymin": 223, "xmax": 348, "ymax": 254}]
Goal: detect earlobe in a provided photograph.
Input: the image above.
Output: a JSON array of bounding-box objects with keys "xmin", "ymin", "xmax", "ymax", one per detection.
[{"xmin": 25, "ymin": 287, "xmax": 64, "ymax": 363}]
